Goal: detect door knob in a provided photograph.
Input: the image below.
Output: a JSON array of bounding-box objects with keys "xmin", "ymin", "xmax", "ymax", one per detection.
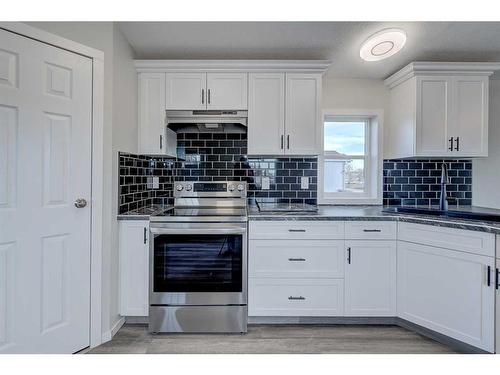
[{"xmin": 74, "ymin": 198, "xmax": 88, "ymax": 208}]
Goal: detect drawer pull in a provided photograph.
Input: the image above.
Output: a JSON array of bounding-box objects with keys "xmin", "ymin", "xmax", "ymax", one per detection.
[
  {"xmin": 288, "ymin": 258, "xmax": 306, "ymax": 262},
  {"xmin": 288, "ymin": 229, "xmax": 306, "ymax": 232},
  {"xmin": 288, "ymin": 296, "xmax": 305, "ymax": 301},
  {"xmin": 363, "ymin": 229, "xmax": 382, "ymax": 232}
]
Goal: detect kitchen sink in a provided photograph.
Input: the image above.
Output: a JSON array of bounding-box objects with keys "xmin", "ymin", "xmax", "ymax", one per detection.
[{"xmin": 383, "ymin": 206, "xmax": 500, "ymax": 222}]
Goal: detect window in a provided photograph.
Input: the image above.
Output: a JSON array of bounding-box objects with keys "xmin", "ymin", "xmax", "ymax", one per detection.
[{"xmin": 319, "ymin": 111, "xmax": 382, "ymax": 204}]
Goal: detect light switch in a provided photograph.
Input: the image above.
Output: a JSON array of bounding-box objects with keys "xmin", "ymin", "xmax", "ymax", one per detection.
[
  {"xmin": 301, "ymin": 176, "xmax": 309, "ymax": 189},
  {"xmin": 262, "ymin": 176, "xmax": 270, "ymax": 190},
  {"xmin": 152, "ymin": 176, "xmax": 160, "ymax": 189}
]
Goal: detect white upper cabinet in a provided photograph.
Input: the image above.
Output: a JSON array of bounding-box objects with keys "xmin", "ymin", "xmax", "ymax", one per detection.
[
  {"xmin": 207, "ymin": 73, "xmax": 248, "ymax": 110},
  {"xmin": 285, "ymin": 74, "xmax": 322, "ymax": 155},
  {"xmin": 248, "ymin": 73, "xmax": 285, "ymax": 155},
  {"xmin": 165, "ymin": 73, "xmax": 206, "ymax": 110},
  {"xmin": 247, "ymin": 72, "xmax": 322, "ymax": 156},
  {"xmin": 165, "ymin": 72, "xmax": 248, "ymax": 110},
  {"xmin": 138, "ymin": 72, "xmax": 167, "ymax": 154},
  {"xmin": 385, "ymin": 62, "xmax": 497, "ymax": 159},
  {"xmin": 452, "ymin": 76, "xmax": 489, "ymax": 157}
]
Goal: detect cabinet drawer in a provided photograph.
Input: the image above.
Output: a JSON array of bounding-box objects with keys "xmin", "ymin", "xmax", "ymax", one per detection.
[
  {"xmin": 249, "ymin": 278, "xmax": 344, "ymax": 316},
  {"xmin": 249, "ymin": 239, "xmax": 344, "ymax": 278},
  {"xmin": 249, "ymin": 221, "xmax": 344, "ymax": 240},
  {"xmin": 345, "ymin": 221, "xmax": 397, "ymax": 240},
  {"xmin": 398, "ymin": 222, "xmax": 495, "ymax": 257}
]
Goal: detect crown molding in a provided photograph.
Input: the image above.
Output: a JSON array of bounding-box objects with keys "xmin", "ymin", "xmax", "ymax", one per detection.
[
  {"xmin": 134, "ymin": 59, "xmax": 331, "ymax": 73},
  {"xmin": 384, "ymin": 61, "xmax": 500, "ymax": 88}
]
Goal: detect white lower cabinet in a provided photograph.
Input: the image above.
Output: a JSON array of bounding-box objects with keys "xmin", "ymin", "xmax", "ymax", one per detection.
[
  {"xmin": 119, "ymin": 220, "xmax": 149, "ymax": 317},
  {"xmin": 344, "ymin": 240, "xmax": 397, "ymax": 317},
  {"xmin": 397, "ymin": 241, "xmax": 495, "ymax": 352},
  {"xmin": 249, "ymin": 278, "xmax": 344, "ymax": 317},
  {"xmin": 249, "ymin": 239, "xmax": 344, "ymax": 279}
]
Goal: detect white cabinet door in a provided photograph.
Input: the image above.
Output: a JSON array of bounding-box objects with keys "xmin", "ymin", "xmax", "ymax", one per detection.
[
  {"xmin": 415, "ymin": 76, "xmax": 453, "ymax": 157},
  {"xmin": 344, "ymin": 241, "xmax": 397, "ymax": 316},
  {"xmin": 249, "ymin": 240, "xmax": 345, "ymax": 279},
  {"xmin": 207, "ymin": 73, "xmax": 248, "ymax": 110},
  {"xmin": 119, "ymin": 221, "xmax": 149, "ymax": 317},
  {"xmin": 496, "ymin": 257, "xmax": 500, "ymax": 354},
  {"xmin": 397, "ymin": 241, "xmax": 495, "ymax": 352},
  {"xmin": 165, "ymin": 73, "xmax": 206, "ymax": 110},
  {"xmin": 138, "ymin": 73, "xmax": 166, "ymax": 154},
  {"xmin": 285, "ymin": 73, "xmax": 321, "ymax": 155},
  {"xmin": 452, "ymin": 76, "xmax": 489, "ymax": 157},
  {"xmin": 247, "ymin": 73, "xmax": 285, "ymax": 155}
]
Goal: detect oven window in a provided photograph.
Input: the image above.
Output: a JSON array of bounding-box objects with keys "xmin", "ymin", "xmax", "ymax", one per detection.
[{"xmin": 153, "ymin": 234, "xmax": 243, "ymax": 293}]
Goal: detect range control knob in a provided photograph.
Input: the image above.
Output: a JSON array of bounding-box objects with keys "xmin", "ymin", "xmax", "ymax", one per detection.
[
  {"xmin": 176, "ymin": 184, "xmax": 184, "ymax": 191},
  {"xmin": 237, "ymin": 184, "xmax": 245, "ymax": 191},
  {"xmin": 185, "ymin": 184, "xmax": 192, "ymax": 191},
  {"xmin": 228, "ymin": 184, "xmax": 235, "ymax": 191}
]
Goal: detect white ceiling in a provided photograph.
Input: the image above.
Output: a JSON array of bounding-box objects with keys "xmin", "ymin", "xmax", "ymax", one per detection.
[{"xmin": 117, "ymin": 22, "xmax": 500, "ymax": 79}]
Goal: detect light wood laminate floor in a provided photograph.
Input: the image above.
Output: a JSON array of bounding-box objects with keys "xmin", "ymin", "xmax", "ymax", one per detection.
[{"xmin": 87, "ymin": 324, "xmax": 458, "ymax": 354}]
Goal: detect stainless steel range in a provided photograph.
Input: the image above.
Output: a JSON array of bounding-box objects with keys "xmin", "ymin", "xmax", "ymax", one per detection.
[{"xmin": 149, "ymin": 181, "xmax": 248, "ymax": 333}]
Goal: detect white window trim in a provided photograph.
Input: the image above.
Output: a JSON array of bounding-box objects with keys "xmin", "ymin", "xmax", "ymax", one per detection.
[{"xmin": 318, "ymin": 109, "xmax": 384, "ymax": 205}]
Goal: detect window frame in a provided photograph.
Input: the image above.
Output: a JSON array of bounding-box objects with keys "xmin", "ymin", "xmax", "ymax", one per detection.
[{"xmin": 318, "ymin": 109, "xmax": 383, "ymax": 205}]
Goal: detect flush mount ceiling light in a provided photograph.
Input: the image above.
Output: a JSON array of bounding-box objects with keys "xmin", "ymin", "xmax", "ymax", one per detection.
[{"xmin": 360, "ymin": 28, "xmax": 407, "ymax": 62}]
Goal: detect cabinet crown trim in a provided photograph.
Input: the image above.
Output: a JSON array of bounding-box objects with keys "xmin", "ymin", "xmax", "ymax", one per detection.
[
  {"xmin": 135, "ymin": 59, "xmax": 331, "ymax": 73},
  {"xmin": 384, "ymin": 61, "xmax": 500, "ymax": 88}
]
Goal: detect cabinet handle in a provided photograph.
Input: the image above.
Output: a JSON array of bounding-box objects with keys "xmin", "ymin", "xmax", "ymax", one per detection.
[
  {"xmin": 201, "ymin": 89, "xmax": 205, "ymax": 104},
  {"xmin": 159, "ymin": 135, "xmax": 163, "ymax": 149},
  {"xmin": 448, "ymin": 137, "xmax": 454, "ymax": 151},
  {"xmin": 287, "ymin": 135, "xmax": 290, "ymax": 149},
  {"xmin": 208, "ymin": 89, "xmax": 211, "ymax": 104},
  {"xmin": 288, "ymin": 296, "xmax": 305, "ymax": 301},
  {"xmin": 363, "ymin": 229, "xmax": 381, "ymax": 232},
  {"xmin": 487, "ymin": 265, "xmax": 491, "ymax": 287},
  {"xmin": 288, "ymin": 229, "xmax": 306, "ymax": 232},
  {"xmin": 455, "ymin": 137, "xmax": 460, "ymax": 151},
  {"xmin": 288, "ymin": 258, "xmax": 306, "ymax": 262},
  {"xmin": 143, "ymin": 227, "xmax": 147, "ymax": 244},
  {"xmin": 347, "ymin": 247, "xmax": 351, "ymax": 264},
  {"xmin": 281, "ymin": 135, "xmax": 284, "ymax": 149},
  {"xmin": 496, "ymin": 268, "xmax": 499, "ymax": 290}
]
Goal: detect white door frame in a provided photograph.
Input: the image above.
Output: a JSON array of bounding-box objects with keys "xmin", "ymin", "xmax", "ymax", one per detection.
[{"xmin": 0, "ymin": 22, "xmax": 104, "ymax": 349}]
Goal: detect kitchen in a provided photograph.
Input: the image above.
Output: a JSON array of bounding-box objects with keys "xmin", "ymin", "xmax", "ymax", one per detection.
[{"xmin": 2, "ymin": 12, "xmax": 500, "ymax": 366}]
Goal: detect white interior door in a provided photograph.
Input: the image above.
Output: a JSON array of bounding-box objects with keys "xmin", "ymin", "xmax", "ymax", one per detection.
[{"xmin": 0, "ymin": 29, "xmax": 92, "ymax": 353}]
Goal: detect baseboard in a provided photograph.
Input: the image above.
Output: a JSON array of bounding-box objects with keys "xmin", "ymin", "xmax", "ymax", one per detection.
[
  {"xmin": 248, "ymin": 316, "xmax": 397, "ymax": 325},
  {"xmin": 101, "ymin": 316, "xmax": 126, "ymax": 343},
  {"xmin": 396, "ymin": 318, "xmax": 490, "ymax": 354}
]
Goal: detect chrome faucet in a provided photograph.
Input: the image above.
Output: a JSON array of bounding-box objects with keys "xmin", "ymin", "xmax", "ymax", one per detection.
[{"xmin": 439, "ymin": 163, "xmax": 449, "ymax": 211}]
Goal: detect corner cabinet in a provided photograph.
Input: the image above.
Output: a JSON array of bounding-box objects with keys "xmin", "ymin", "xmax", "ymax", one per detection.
[
  {"xmin": 119, "ymin": 220, "xmax": 149, "ymax": 317},
  {"xmin": 247, "ymin": 73, "xmax": 321, "ymax": 156},
  {"xmin": 384, "ymin": 62, "xmax": 498, "ymax": 159}
]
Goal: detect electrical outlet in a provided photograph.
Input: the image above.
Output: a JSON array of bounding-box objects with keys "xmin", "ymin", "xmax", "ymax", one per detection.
[
  {"xmin": 301, "ymin": 176, "xmax": 309, "ymax": 189},
  {"xmin": 147, "ymin": 177, "xmax": 153, "ymax": 189},
  {"xmin": 262, "ymin": 176, "xmax": 270, "ymax": 190},
  {"xmin": 152, "ymin": 176, "xmax": 159, "ymax": 189}
]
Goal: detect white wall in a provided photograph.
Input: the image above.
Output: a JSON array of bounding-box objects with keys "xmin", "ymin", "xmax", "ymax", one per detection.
[
  {"xmin": 322, "ymin": 78, "xmax": 390, "ymax": 113},
  {"xmin": 26, "ymin": 22, "xmax": 138, "ymax": 340},
  {"xmin": 473, "ymin": 79, "xmax": 500, "ymax": 209}
]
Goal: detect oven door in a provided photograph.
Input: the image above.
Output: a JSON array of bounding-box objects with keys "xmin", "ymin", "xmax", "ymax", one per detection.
[{"xmin": 149, "ymin": 222, "xmax": 247, "ymax": 306}]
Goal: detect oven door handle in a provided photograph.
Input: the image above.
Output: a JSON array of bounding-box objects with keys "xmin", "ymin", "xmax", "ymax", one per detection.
[{"xmin": 150, "ymin": 227, "xmax": 247, "ymax": 236}]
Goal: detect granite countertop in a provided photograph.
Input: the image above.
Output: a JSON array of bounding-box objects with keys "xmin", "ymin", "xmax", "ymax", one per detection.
[
  {"xmin": 117, "ymin": 204, "xmax": 172, "ymax": 220},
  {"xmin": 248, "ymin": 204, "xmax": 500, "ymax": 234},
  {"xmin": 117, "ymin": 203, "xmax": 500, "ymax": 234}
]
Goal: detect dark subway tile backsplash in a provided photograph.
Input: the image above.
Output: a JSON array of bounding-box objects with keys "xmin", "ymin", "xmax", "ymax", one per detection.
[
  {"xmin": 383, "ymin": 159, "xmax": 472, "ymax": 207},
  {"xmin": 118, "ymin": 132, "xmax": 318, "ymax": 213}
]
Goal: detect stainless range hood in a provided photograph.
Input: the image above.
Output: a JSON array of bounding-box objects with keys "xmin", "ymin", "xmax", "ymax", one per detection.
[{"xmin": 166, "ymin": 110, "xmax": 247, "ymax": 133}]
